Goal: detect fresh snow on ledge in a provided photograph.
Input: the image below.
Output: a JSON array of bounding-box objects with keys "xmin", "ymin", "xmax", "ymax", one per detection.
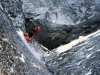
[
  {"xmin": 56, "ymin": 30, "xmax": 100, "ymax": 54},
  {"xmin": 16, "ymin": 29, "xmax": 44, "ymax": 64}
]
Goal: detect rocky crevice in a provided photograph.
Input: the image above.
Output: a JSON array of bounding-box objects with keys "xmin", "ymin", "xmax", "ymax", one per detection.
[
  {"xmin": 45, "ymin": 30, "xmax": 100, "ymax": 75},
  {"xmin": 24, "ymin": 18, "xmax": 100, "ymax": 49},
  {"xmin": 22, "ymin": 0, "xmax": 100, "ymax": 49},
  {"xmin": 0, "ymin": 1, "xmax": 52, "ymax": 75},
  {"xmin": 1, "ymin": 0, "xmax": 100, "ymax": 75}
]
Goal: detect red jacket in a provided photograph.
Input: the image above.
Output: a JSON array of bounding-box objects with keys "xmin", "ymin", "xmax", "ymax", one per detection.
[
  {"xmin": 25, "ymin": 37, "xmax": 30, "ymax": 42},
  {"xmin": 24, "ymin": 26, "xmax": 40, "ymax": 38},
  {"xmin": 24, "ymin": 32, "xmax": 29, "ymax": 36},
  {"xmin": 24, "ymin": 33, "xmax": 30, "ymax": 42},
  {"xmin": 33, "ymin": 27, "xmax": 39, "ymax": 35}
]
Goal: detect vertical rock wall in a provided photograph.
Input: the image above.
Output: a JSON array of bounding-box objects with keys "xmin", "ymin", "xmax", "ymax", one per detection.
[
  {"xmin": 0, "ymin": 0, "xmax": 25, "ymax": 32},
  {"xmin": 0, "ymin": 3, "xmax": 52, "ymax": 75}
]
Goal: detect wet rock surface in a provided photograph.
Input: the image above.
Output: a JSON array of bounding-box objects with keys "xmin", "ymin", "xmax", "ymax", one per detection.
[{"xmin": 22, "ymin": 0, "xmax": 100, "ymax": 49}]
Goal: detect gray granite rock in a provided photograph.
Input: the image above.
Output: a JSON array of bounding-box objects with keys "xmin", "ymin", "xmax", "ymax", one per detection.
[
  {"xmin": 45, "ymin": 30, "xmax": 100, "ymax": 75},
  {"xmin": 0, "ymin": 0, "xmax": 25, "ymax": 32},
  {"xmin": 1, "ymin": 0, "xmax": 100, "ymax": 75},
  {"xmin": 22, "ymin": 0, "xmax": 100, "ymax": 49},
  {"xmin": 0, "ymin": 6, "xmax": 52, "ymax": 75},
  {"xmin": 22, "ymin": 0, "xmax": 100, "ymax": 25}
]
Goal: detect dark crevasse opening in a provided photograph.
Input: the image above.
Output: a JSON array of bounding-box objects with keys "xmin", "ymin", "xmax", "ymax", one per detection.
[
  {"xmin": 24, "ymin": 18, "xmax": 100, "ymax": 50},
  {"xmin": 22, "ymin": 0, "xmax": 100, "ymax": 50}
]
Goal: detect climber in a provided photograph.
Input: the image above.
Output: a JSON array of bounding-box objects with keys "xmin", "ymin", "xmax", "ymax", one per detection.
[
  {"xmin": 24, "ymin": 32, "xmax": 31, "ymax": 42},
  {"xmin": 24, "ymin": 26, "xmax": 40, "ymax": 43},
  {"xmin": 26, "ymin": 26, "xmax": 40, "ymax": 37}
]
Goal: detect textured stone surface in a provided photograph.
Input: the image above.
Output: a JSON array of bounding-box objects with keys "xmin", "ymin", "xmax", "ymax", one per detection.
[
  {"xmin": 22, "ymin": 0, "xmax": 100, "ymax": 26},
  {"xmin": 0, "ymin": 0, "xmax": 25, "ymax": 32},
  {"xmin": 45, "ymin": 30, "xmax": 100, "ymax": 75},
  {"xmin": 22, "ymin": 0, "xmax": 100, "ymax": 49},
  {"xmin": 0, "ymin": 5, "xmax": 52, "ymax": 75},
  {"xmin": 1, "ymin": 0, "xmax": 100, "ymax": 75}
]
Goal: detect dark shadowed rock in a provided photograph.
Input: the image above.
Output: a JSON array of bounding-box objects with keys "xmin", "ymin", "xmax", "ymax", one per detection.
[{"xmin": 22, "ymin": 0, "xmax": 100, "ymax": 49}]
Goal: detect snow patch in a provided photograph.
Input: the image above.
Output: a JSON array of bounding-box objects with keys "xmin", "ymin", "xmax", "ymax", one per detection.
[
  {"xmin": 19, "ymin": 54, "xmax": 25, "ymax": 62},
  {"xmin": 2, "ymin": 38, "xmax": 9, "ymax": 42},
  {"xmin": 56, "ymin": 39, "xmax": 79, "ymax": 53},
  {"xmin": 0, "ymin": 4, "xmax": 3, "ymax": 10},
  {"xmin": 88, "ymin": 46, "xmax": 95, "ymax": 51},
  {"xmin": 10, "ymin": 67, "xmax": 14, "ymax": 73},
  {"xmin": 56, "ymin": 30, "xmax": 100, "ymax": 53},
  {"xmin": 85, "ymin": 69, "xmax": 92, "ymax": 75},
  {"xmin": 17, "ymin": 29, "xmax": 43, "ymax": 63},
  {"xmin": 30, "ymin": 62, "xmax": 42, "ymax": 69},
  {"xmin": 76, "ymin": 60, "xmax": 84, "ymax": 65},
  {"xmin": 81, "ymin": 7, "xmax": 87, "ymax": 13}
]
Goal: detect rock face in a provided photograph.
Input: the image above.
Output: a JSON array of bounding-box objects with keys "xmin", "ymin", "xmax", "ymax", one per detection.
[
  {"xmin": 22, "ymin": 0, "xmax": 100, "ymax": 49},
  {"xmin": 23, "ymin": 0, "xmax": 100, "ymax": 25},
  {"xmin": 0, "ymin": 2, "xmax": 52, "ymax": 75},
  {"xmin": 0, "ymin": 0, "xmax": 25, "ymax": 32},
  {"xmin": 1, "ymin": 0, "xmax": 100, "ymax": 75},
  {"xmin": 45, "ymin": 30, "xmax": 100, "ymax": 75}
]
